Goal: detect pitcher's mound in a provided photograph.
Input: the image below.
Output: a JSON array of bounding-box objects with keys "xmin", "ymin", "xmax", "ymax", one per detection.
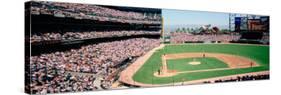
[{"xmin": 188, "ymin": 61, "xmax": 201, "ymax": 65}]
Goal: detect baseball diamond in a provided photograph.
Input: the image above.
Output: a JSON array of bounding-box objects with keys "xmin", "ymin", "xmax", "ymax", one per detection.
[{"xmin": 119, "ymin": 44, "xmax": 269, "ymax": 86}]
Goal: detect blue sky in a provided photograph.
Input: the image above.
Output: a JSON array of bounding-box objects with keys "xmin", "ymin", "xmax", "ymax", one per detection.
[{"xmin": 162, "ymin": 9, "xmax": 229, "ymax": 26}]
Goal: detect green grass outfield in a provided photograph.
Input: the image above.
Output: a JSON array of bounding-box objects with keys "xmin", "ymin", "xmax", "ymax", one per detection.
[
  {"xmin": 132, "ymin": 44, "xmax": 269, "ymax": 84},
  {"xmin": 167, "ymin": 57, "xmax": 229, "ymax": 72}
]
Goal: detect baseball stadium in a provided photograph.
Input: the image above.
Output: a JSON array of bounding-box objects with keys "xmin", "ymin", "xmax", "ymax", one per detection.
[
  {"xmin": 25, "ymin": 1, "xmax": 269, "ymax": 94},
  {"xmin": 118, "ymin": 10, "xmax": 270, "ymax": 87}
]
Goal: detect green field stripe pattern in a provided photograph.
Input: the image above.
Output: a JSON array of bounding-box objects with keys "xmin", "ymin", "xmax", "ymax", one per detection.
[
  {"xmin": 132, "ymin": 44, "xmax": 269, "ymax": 84},
  {"xmin": 167, "ymin": 57, "xmax": 229, "ymax": 72}
]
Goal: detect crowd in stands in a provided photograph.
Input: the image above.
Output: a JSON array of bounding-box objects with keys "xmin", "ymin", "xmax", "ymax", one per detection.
[
  {"xmin": 29, "ymin": 38, "xmax": 160, "ymax": 94},
  {"xmin": 203, "ymin": 74, "xmax": 269, "ymax": 84},
  {"xmin": 170, "ymin": 32, "xmax": 241, "ymax": 43},
  {"xmin": 30, "ymin": 1, "xmax": 161, "ymax": 24},
  {"xmin": 30, "ymin": 30, "xmax": 160, "ymax": 43}
]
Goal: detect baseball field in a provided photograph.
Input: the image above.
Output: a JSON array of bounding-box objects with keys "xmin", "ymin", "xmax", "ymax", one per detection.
[{"xmin": 120, "ymin": 43, "xmax": 269, "ymax": 86}]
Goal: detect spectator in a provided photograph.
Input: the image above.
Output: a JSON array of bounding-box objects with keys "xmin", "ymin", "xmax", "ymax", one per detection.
[{"xmin": 28, "ymin": 38, "xmax": 160, "ymax": 94}]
